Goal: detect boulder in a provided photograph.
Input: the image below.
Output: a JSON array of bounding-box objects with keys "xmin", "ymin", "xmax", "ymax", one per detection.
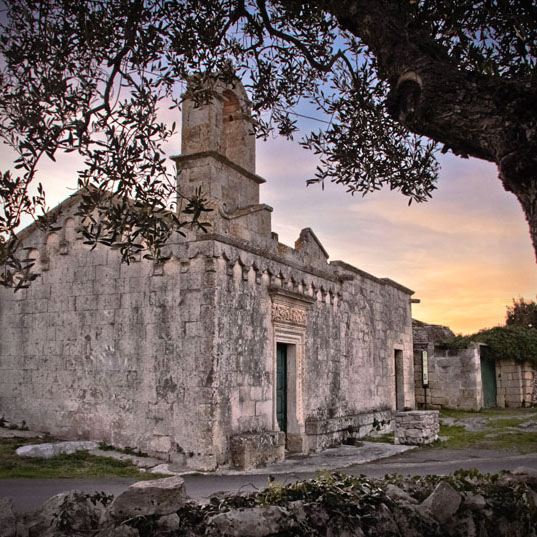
[
  {"xmin": 155, "ymin": 513, "xmax": 180, "ymax": 532},
  {"xmin": 385, "ymin": 484, "xmax": 418, "ymax": 505},
  {"xmin": 16, "ymin": 441, "xmax": 98, "ymax": 458},
  {"xmin": 287, "ymin": 501, "xmax": 329, "ymax": 528},
  {"xmin": 391, "ymin": 503, "xmax": 438, "ymax": 537},
  {"xmin": 445, "ymin": 513, "xmax": 477, "ymax": 537},
  {"xmin": 370, "ymin": 503, "xmax": 400, "ymax": 537},
  {"xmin": 206, "ymin": 506, "xmax": 297, "ymax": 537},
  {"xmin": 22, "ymin": 490, "xmax": 105, "ymax": 537},
  {"xmin": 420, "ymin": 481, "xmax": 461, "ymax": 524},
  {"xmin": 106, "ymin": 476, "xmax": 186, "ymax": 521},
  {"xmin": 462, "ymin": 492, "xmax": 486, "ymax": 511},
  {"xmin": 0, "ymin": 497, "xmax": 16, "ymax": 537}
]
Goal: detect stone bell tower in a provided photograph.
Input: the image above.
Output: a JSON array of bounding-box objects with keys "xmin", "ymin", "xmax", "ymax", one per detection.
[{"xmin": 172, "ymin": 76, "xmax": 273, "ymax": 243}]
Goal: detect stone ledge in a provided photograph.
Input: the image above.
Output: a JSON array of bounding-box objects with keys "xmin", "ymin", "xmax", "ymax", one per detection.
[
  {"xmin": 305, "ymin": 410, "xmax": 393, "ymax": 436},
  {"xmin": 230, "ymin": 431, "xmax": 285, "ymax": 470}
]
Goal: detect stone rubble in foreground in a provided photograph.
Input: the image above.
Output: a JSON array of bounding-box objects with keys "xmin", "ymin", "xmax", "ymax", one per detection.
[{"xmin": 1, "ymin": 469, "xmax": 536, "ymax": 537}]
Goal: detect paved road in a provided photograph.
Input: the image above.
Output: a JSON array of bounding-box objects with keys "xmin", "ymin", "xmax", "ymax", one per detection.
[{"xmin": 2, "ymin": 448, "xmax": 537, "ymax": 513}]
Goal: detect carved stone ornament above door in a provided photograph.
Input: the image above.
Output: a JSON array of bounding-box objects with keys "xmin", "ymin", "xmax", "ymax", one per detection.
[{"xmin": 268, "ymin": 285, "xmax": 315, "ymax": 327}]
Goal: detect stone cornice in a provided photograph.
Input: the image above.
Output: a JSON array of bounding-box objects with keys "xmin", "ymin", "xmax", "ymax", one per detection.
[
  {"xmin": 268, "ymin": 285, "xmax": 316, "ymax": 304},
  {"xmin": 190, "ymin": 233, "xmax": 339, "ymax": 283},
  {"xmin": 171, "ymin": 151, "xmax": 266, "ymax": 185}
]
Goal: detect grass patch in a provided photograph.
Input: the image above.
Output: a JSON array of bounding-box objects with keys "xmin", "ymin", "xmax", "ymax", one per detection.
[
  {"xmin": 97, "ymin": 442, "xmax": 149, "ymax": 458},
  {"xmin": 432, "ymin": 408, "xmax": 537, "ymax": 453},
  {"xmin": 439, "ymin": 407, "xmax": 537, "ymax": 420},
  {"xmin": 0, "ymin": 437, "xmax": 167, "ymax": 479}
]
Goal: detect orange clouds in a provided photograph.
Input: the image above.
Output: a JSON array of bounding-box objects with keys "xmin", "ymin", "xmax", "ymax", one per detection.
[{"xmin": 258, "ymin": 139, "xmax": 537, "ymax": 335}]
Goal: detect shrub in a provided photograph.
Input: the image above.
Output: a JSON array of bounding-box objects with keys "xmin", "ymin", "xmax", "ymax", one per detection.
[{"xmin": 445, "ymin": 325, "xmax": 537, "ymax": 365}]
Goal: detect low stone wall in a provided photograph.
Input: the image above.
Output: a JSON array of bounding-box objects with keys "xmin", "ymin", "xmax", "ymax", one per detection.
[
  {"xmin": 304, "ymin": 410, "xmax": 393, "ymax": 452},
  {"xmin": 496, "ymin": 359, "xmax": 537, "ymax": 408},
  {"xmin": 394, "ymin": 410, "xmax": 439, "ymax": 445},
  {"xmin": 229, "ymin": 431, "xmax": 285, "ymax": 470}
]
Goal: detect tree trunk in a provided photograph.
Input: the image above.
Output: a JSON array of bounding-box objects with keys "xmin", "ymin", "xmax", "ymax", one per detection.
[
  {"xmin": 500, "ymin": 158, "xmax": 537, "ymax": 263},
  {"xmin": 512, "ymin": 188, "xmax": 537, "ymax": 264}
]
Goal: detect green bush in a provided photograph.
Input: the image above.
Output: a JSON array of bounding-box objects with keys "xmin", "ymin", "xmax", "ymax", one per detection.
[{"xmin": 445, "ymin": 325, "xmax": 537, "ymax": 365}]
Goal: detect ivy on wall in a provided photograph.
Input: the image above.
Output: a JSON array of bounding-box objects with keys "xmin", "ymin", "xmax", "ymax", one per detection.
[{"xmin": 445, "ymin": 326, "xmax": 537, "ymax": 365}]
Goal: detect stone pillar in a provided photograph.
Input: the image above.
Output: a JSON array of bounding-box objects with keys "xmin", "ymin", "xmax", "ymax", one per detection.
[{"xmin": 394, "ymin": 410, "xmax": 439, "ymax": 445}]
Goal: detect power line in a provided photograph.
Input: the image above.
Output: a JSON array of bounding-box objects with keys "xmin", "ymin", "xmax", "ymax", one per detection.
[{"xmin": 288, "ymin": 111, "xmax": 332, "ymax": 124}]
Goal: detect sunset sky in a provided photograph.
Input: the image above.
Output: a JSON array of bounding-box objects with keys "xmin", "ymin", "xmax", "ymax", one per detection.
[
  {"xmin": 4, "ymin": 105, "xmax": 536, "ymax": 335},
  {"xmin": 257, "ymin": 135, "xmax": 537, "ymax": 335}
]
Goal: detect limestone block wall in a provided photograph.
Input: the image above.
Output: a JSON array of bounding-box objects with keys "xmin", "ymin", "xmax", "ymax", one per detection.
[
  {"xmin": 496, "ymin": 359, "xmax": 537, "ymax": 407},
  {"xmin": 303, "ymin": 271, "xmax": 414, "ymax": 452},
  {"xmin": 205, "ymin": 236, "xmax": 414, "ymax": 460},
  {"xmin": 394, "ymin": 410, "xmax": 439, "ymax": 445},
  {"xmin": 0, "ymin": 206, "xmax": 220, "ymax": 471},
  {"xmin": 413, "ymin": 345, "xmax": 482, "ymax": 410},
  {"xmin": 176, "ymin": 153, "xmax": 262, "ymax": 213},
  {"xmin": 1, "ymin": 197, "xmax": 416, "ymax": 470},
  {"xmin": 180, "ymin": 79, "xmax": 256, "ymax": 174}
]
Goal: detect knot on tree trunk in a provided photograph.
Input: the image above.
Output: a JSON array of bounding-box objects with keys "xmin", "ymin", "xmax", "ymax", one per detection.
[{"xmin": 387, "ymin": 71, "xmax": 423, "ymax": 122}]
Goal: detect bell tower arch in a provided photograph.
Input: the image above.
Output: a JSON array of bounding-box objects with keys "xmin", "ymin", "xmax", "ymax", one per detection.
[
  {"xmin": 179, "ymin": 78, "xmax": 255, "ymax": 175},
  {"xmin": 172, "ymin": 75, "xmax": 272, "ymax": 243}
]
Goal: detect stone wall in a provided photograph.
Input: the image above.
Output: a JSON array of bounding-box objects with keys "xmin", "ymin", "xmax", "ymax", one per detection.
[
  {"xmin": 0, "ymin": 203, "xmax": 415, "ymax": 469},
  {"xmin": 201, "ymin": 234, "xmax": 415, "ymax": 464},
  {"xmin": 0, "ymin": 203, "xmax": 222, "ymax": 470},
  {"xmin": 414, "ymin": 345, "xmax": 483, "ymax": 410},
  {"xmin": 394, "ymin": 410, "xmax": 439, "ymax": 445},
  {"xmin": 496, "ymin": 359, "xmax": 537, "ymax": 407},
  {"xmin": 6, "ymin": 471, "xmax": 537, "ymax": 537}
]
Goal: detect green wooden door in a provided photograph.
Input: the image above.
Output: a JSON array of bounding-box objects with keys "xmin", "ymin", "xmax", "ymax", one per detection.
[
  {"xmin": 480, "ymin": 354, "xmax": 497, "ymax": 408},
  {"xmin": 276, "ymin": 343, "xmax": 287, "ymax": 432}
]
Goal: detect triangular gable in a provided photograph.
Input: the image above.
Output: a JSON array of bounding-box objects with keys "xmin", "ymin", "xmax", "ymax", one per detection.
[{"xmin": 294, "ymin": 227, "xmax": 329, "ymax": 266}]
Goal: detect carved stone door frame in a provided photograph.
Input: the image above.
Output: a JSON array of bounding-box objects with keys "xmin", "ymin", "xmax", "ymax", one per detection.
[{"xmin": 269, "ymin": 286, "xmax": 314, "ymax": 453}]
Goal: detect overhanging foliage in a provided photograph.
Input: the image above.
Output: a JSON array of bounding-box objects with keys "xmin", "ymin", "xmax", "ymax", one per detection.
[
  {"xmin": 447, "ymin": 325, "xmax": 537, "ymax": 365},
  {"xmin": 1, "ymin": 0, "xmax": 536, "ymax": 288}
]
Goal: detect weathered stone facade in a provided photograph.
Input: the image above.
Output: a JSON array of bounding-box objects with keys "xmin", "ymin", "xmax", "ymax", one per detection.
[
  {"xmin": 496, "ymin": 359, "xmax": 537, "ymax": 408},
  {"xmin": 0, "ymin": 79, "xmax": 416, "ymax": 470},
  {"xmin": 413, "ymin": 320, "xmax": 537, "ymax": 410},
  {"xmin": 413, "ymin": 320, "xmax": 483, "ymax": 410}
]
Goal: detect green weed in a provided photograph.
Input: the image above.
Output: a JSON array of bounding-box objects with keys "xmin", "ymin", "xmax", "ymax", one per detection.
[
  {"xmin": 434, "ymin": 408, "xmax": 537, "ymax": 453},
  {"xmin": 0, "ymin": 437, "xmax": 166, "ymax": 479}
]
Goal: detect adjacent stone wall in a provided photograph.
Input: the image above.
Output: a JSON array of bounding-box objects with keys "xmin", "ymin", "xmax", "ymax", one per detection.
[
  {"xmin": 413, "ymin": 320, "xmax": 537, "ymax": 411},
  {"xmin": 414, "ymin": 344, "xmax": 483, "ymax": 410},
  {"xmin": 496, "ymin": 359, "xmax": 537, "ymax": 407},
  {"xmin": 394, "ymin": 410, "xmax": 439, "ymax": 445}
]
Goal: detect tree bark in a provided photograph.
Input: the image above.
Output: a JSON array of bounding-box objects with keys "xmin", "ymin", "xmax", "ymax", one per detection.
[{"xmin": 320, "ymin": 0, "xmax": 537, "ymax": 261}]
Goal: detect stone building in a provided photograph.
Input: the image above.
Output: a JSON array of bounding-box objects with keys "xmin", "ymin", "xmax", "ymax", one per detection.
[
  {"xmin": 413, "ymin": 320, "xmax": 537, "ymax": 410},
  {"xmin": 0, "ymin": 79, "xmax": 416, "ymax": 470},
  {"xmin": 412, "ymin": 320, "xmax": 484, "ymax": 410}
]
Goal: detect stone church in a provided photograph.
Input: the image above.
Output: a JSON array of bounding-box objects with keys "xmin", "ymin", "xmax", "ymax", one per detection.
[{"xmin": 0, "ymin": 79, "xmax": 416, "ymax": 470}]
